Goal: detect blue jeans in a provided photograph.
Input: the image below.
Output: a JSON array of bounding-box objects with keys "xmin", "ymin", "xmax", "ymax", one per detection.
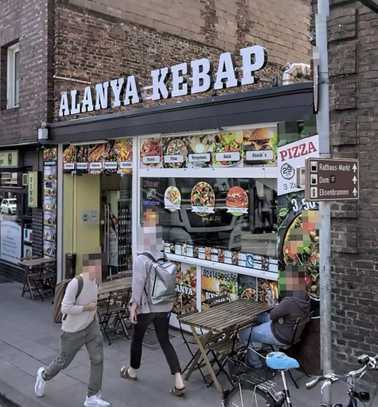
[{"xmin": 239, "ymin": 313, "xmax": 284, "ymax": 368}]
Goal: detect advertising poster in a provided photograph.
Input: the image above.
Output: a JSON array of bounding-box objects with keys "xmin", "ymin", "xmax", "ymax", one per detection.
[
  {"xmin": 163, "ymin": 137, "xmax": 188, "ymax": 168},
  {"xmin": 191, "ymin": 181, "xmax": 215, "ymax": 215},
  {"xmin": 173, "ymin": 263, "xmax": 197, "ymax": 315},
  {"xmin": 187, "ymin": 134, "xmax": 215, "ymax": 168},
  {"xmin": 164, "ymin": 186, "xmax": 181, "ymax": 211},
  {"xmin": 115, "ymin": 139, "xmax": 133, "ymax": 171},
  {"xmin": 257, "ymin": 279, "xmax": 278, "ymax": 304},
  {"xmin": 277, "ymin": 191, "xmax": 320, "ymax": 299},
  {"xmin": 76, "ymin": 145, "xmax": 90, "ymax": 172},
  {"xmin": 226, "ymin": 186, "xmax": 248, "ymax": 216},
  {"xmin": 243, "ymin": 126, "xmax": 278, "ymax": 165},
  {"xmin": 63, "ymin": 145, "xmax": 76, "ymax": 172},
  {"xmin": 43, "ymin": 148, "xmax": 57, "ymax": 165},
  {"xmin": 88, "ymin": 144, "xmax": 107, "ymax": 173},
  {"xmin": 238, "ymin": 274, "xmax": 258, "ymax": 301},
  {"xmin": 102, "ymin": 141, "xmax": 118, "ymax": 173},
  {"xmin": 0, "ymin": 220, "xmax": 22, "ymax": 264},
  {"xmin": 201, "ymin": 268, "xmax": 238, "ymax": 308},
  {"xmin": 140, "ymin": 137, "xmax": 162, "ymax": 168},
  {"xmin": 213, "ymin": 132, "xmax": 243, "ymax": 168},
  {"xmin": 277, "ymin": 134, "xmax": 319, "ymax": 196}
]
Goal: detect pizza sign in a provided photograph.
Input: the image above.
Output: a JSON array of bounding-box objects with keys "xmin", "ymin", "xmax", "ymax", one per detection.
[{"xmin": 277, "ymin": 135, "xmax": 319, "ymax": 196}]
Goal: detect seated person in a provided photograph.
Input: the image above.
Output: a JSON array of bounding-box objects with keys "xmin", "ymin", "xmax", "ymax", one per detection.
[{"xmin": 239, "ymin": 272, "xmax": 311, "ymax": 369}]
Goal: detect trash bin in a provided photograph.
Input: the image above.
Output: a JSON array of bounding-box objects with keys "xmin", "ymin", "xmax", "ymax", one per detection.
[{"xmin": 65, "ymin": 253, "xmax": 76, "ymax": 279}]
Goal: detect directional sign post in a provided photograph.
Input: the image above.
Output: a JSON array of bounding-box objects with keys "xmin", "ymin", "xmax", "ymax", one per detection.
[{"xmin": 305, "ymin": 158, "xmax": 359, "ymax": 201}]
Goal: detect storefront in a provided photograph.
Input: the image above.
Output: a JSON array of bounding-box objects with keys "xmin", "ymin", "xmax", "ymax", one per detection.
[
  {"xmin": 46, "ymin": 82, "xmax": 319, "ymax": 329},
  {"xmin": 0, "ymin": 146, "xmax": 42, "ymax": 280}
]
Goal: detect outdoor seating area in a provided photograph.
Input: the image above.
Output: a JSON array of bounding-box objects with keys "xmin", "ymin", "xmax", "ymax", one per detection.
[
  {"xmin": 16, "ymin": 259, "xmax": 312, "ymax": 404},
  {"xmin": 19, "ymin": 257, "xmax": 57, "ymax": 301},
  {"xmin": 179, "ymin": 299, "xmax": 273, "ymax": 399}
]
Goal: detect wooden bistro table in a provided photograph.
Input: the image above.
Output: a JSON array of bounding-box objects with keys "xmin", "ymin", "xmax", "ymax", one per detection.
[
  {"xmin": 98, "ymin": 276, "xmax": 132, "ymax": 297},
  {"xmin": 179, "ymin": 299, "xmax": 272, "ymax": 399},
  {"xmin": 97, "ymin": 277, "xmax": 133, "ymax": 344},
  {"xmin": 19, "ymin": 257, "xmax": 56, "ymax": 300}
]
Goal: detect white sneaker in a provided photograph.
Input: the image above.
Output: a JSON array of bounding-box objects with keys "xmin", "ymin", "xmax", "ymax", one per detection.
[
  {"xmin": 84, "ymin": 393, "xmax": 111, "ymax": 407},
  {"xmin": 34, "ymin": 367, "xmax": 46, "ymax": 397}
]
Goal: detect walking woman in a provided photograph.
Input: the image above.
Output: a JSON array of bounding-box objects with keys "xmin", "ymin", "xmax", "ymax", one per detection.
[{"xmin": 120, "ymin": 249, "xmax": 186, "ymax": 397}]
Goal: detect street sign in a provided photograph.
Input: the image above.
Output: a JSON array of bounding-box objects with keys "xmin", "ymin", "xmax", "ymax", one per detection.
[{"xmin": 305, "ymin": 158, "xmax": 359, "ymax": 201}]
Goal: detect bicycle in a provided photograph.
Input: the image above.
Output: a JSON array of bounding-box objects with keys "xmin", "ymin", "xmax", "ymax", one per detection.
[{"xmin": 226, "ymin": 352, "xmax": 378, "ymax": 407}]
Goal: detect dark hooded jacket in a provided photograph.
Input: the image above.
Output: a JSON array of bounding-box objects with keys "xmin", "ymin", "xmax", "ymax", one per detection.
[{"xmin": 270, "ymin": 292, "xmax": 311, "ymax": 345}]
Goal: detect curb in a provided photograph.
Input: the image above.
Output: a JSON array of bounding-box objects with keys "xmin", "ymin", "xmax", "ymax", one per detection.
[
  {"xmin": 0, "ymin": 379, "xmax": 42, "ymax": 407},
  {"xmin": 0, "ymin": 393, "xmax": 20, "ymax": 407}
]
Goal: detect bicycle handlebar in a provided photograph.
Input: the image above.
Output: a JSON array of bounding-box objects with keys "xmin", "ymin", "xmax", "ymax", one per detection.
[
  {"xmin": 305, "ymin": 355, "xmax": 378, "ymax": 390},
  {"xmin": 305, "ymin": 377, "xmax": 321, "ymax": 390}
]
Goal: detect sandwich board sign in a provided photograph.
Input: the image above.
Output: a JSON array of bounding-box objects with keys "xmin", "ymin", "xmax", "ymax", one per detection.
[{"xmin": 305, "ymin": 158, "xmax": 359, "ymax": 201}]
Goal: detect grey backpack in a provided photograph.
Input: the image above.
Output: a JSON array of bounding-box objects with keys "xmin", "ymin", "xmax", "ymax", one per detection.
[{"xmin": 140, "ymin": 252, "xmax": 177, "ymax": 305}]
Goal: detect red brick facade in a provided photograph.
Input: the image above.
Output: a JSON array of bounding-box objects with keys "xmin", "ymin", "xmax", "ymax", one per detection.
[
  {"xmin": 328, "ymin": 0, "xmax": 378, "ymax": 374},
  {"xmin": 52, "ymin": 0, "xmax": 312, "ymax": 121},
  {"xmin": 0, "ymin": 0, "xmax": 52, "ymax": 146}
]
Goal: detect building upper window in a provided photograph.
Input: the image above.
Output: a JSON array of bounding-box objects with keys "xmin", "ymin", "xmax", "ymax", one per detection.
[{"xmin": 7, "ymin": 43, "xmax": 20, "ymax": 109}]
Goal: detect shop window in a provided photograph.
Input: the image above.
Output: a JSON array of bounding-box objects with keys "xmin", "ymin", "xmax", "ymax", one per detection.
[
  {"xmin": 140, "ymin": 177, "xmax": 277, "ymax": 258},
  {"xmin": 6, "ymin": 42, "xmax": 20, "ymax": 109}
]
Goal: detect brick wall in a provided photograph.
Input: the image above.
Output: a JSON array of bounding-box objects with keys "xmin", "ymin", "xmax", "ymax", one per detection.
[
  {"xmin": 328, "ymin": 0, "xmax": 378, "ymax": 374},
  {"xmin": 53, "ymin": 0, "xmax": 312, "ymax": 121},
  {"xmin": 0, "ymin": 0, "xmax": 52, "ymax": 145},
  {"xmin": 65, "ymin": 0, "xmax": 311, "ymax": 66}
]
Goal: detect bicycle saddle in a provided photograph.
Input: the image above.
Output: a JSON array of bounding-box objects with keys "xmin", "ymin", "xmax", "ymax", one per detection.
[{"xmin": 265, "ymin": 352, "xmax": 300, "ymax": 370}]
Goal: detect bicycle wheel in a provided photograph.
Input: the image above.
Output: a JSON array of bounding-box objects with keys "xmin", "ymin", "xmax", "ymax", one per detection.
[{"xmin": 226, "ymin": 382, "xmax": 277, "ymax": 407}]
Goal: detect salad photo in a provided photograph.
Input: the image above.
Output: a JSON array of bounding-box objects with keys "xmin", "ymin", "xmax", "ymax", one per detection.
[
  {"xmin": 187, "ymin": 134, "xmax": 215, "ymax": 168},
  {"xmin": 191, "ymin": 181, "xmax": 215, "ymax": 215},
  {"xmin": 213, "ymin": 131, "xmax": 243, "ymax": 168}
]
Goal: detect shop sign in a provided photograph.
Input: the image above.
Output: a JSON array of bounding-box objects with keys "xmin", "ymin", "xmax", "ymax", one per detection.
[
  {"xmin": 27, "ymin": 171, "xmax": 38, "ymax": 208},
  {"xmin": 188, "ymin": 153, "xmax": 211, "ymax": 163},
  {"xmin": 305, "ymin": 158, "xmax": 359, "ymax": 201},
  {"xmin": 164, "ymin": 155, "xmax": 184, "ymax": 164},
  {"xmin": 0, "ymin": 220, "xmax": 22, "ymax": 264},
  {"xmin": 0, "ymin": 150, "xmax": 18, "ymax": 168},
  {"xmin": 277, "ymin": 135, "xmax": 319, "ymax": 196},
  {"xmin": 215, "ymin": 152, "xmax": 240, "ymax": 162},
  {"xmin": 59, "ymin": 45, "xmax": 268, "ymax": 117}
]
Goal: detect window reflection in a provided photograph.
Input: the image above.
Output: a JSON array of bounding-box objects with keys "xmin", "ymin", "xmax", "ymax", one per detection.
[{"xmin": 140, "ymin": 178, "xmax": 277, "ymax": 257}]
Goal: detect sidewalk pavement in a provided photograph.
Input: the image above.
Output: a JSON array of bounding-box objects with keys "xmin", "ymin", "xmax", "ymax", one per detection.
[{"xmin": 0, "ymin": 281, "xmax": 377, "ymax": 407}]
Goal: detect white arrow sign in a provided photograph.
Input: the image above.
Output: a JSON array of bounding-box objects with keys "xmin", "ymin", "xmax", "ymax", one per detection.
[
  {"xmin": 353, "ymin": 164, "xmax": 357, "ymax": 173},
  {"xmin": 353, "ymin": 188, "xmax": 358, "ymax": 196},
  {"xmin": 353, "ymin": 176, "xmax": 357, "ymax": 184}
]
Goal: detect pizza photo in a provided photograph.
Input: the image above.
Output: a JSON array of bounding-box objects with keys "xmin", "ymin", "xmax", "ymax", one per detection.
[{"xmin": 191, "ymin": 182, "xmax": 215, "ymax": 215}]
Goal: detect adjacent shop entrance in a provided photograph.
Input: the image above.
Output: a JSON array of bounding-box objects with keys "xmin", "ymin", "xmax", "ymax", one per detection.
[{"xmin": 63, "ymin": 171, "xmax": 132, "ymax": 280}]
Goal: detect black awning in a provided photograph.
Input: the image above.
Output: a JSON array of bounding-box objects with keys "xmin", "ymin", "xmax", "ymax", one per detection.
[{"xmin": 48, "ymin": 83, "xmax": 314, "ymax": 144}]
